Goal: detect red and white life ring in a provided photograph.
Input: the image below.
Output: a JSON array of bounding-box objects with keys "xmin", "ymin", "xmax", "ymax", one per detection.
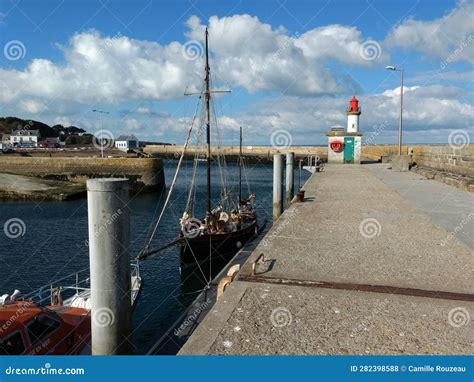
[{"xmin": 330, "ymin": 141, "xmax": 344, "ymax": 152}]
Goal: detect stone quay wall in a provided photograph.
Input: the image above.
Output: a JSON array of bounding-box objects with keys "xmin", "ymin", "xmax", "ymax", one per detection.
[{"xmin": 0, "ymin": 157, "xmax": 165, "ymax": 191}]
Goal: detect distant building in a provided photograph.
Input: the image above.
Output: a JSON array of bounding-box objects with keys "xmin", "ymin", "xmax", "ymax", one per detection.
[
  {"xmin": 10, "ymin": 130, "xmax": 40, "ymax": 148},
  {"xmin": 115, "ymin": 134, "xmax": 139, "ymax": 151},
  {"xmin": 1, "ymin": 134, "xmax": 11, "ymax": 150},
  {"xmin": 326, "ymin": 96, "xmax": 363, "ymax": 164},
  {"xmin": 39, "ymin": 137, "xmax": 61, "ymax": 148}
]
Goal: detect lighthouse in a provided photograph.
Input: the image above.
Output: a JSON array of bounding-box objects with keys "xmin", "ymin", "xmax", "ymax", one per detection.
[
  {"xmin": 326, "ymin": 96, "xmax": 363, "ymax": 164},
  {"xmin": 346, "ymin": 96, "xmax": 361, "ymax": 133}
]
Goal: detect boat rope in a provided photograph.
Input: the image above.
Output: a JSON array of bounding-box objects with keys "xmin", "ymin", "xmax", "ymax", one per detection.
[
  {"xmin": 183, "ymin": 237, "xmax": 212, "ymax": 285},
  {"xmin": 185, "ymin": 112, "xmax": 204, "ymax": 213},
  {"xmin": 210, "ymin": 76, "xmax": 231, "ymax": 210},
  {"xmin": 242, "ymin": 159, "xmax": 252, "ymax": 197},
  {"xmin": 142, "ymin": 96, "xmax": 202, "ymax": 252}
]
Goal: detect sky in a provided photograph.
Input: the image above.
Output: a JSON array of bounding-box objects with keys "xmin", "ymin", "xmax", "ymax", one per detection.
[{"xmin": 0, "ymin": 0, "xmax": 473, "ymax": 145}]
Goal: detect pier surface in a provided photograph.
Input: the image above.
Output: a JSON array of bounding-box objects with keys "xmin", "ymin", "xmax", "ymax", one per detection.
[{"xmin": 179, "ymin": 163, "xmax": 473, "ymax": 355}]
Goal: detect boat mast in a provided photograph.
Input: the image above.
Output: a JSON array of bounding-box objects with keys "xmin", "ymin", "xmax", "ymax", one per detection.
[
  {"xmin": 204, "ymin": 27, "xmax": 211, "ymax": 214},
  {"xmin": 239, "ymin": 126, "xmax": 242, "ymax": 202}
]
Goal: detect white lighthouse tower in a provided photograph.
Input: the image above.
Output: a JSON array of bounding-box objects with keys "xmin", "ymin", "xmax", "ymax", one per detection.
[{"xmin": 346, "ymin": 96, "xmax": 361, "ymax": 133}]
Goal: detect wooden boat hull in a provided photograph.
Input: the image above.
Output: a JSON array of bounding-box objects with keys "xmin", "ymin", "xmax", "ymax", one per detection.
[{"xmin": 180, "ymin": 219, "xmax": 257, "ymax": 266}]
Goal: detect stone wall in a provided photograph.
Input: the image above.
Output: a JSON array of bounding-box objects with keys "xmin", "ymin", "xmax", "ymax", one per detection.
[
  {"xmin": 144, "ymin": 143, "xmax": 473, "ymax": 178},
  {"xmin": 361, "ymin": 145, "xmax": 474, "ymax": 178},
  {"xmin": 0, "ymin": 157, "xmax": 165, "ymax": 191},
  {"xmin": 145, "ymin": 144, "xmax": 328, "ymax": 159},
  {"xmin": 361, "ymin": 145, "xmax": 426, "ymax": 160},
  {"xmin": 413, "ymin": 145, "xmax": 474, "ymax": 177}
]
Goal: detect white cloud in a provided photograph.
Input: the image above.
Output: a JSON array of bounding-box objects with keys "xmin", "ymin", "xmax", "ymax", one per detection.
[
  {"xmin": 53, "ymin": 116, "xmax": 73, "ymax": 126},
  {"xmin": 0, "ymin": 11, "xmax": 471, "ymax": 145},
  {"xmin": 0, "ymin": 30, "xmax": 203, "ymax": 106},
  {"xmin": 189, "ymin": 15, "xmax": 385, "ymax": 95},
  {"xmin": 381, "ymin": 86, "xmax": 420, "ymax": 97},
  {"xmin": 0, "ymin": 14, "xmax": 384, "ymax": 112},
  {"xmin": 218, "ymin": 85, "xmax": 474, "ymax": 145},
  {"xmin": 387, "ymin": 1, "xmax": 474, "ymax": 63},
  {"xmin": 124, "ymin": 118, "xmax": 141, "ymax": 130},
  {"xmin": 136, "ymin": 107, "xmax": 150, "ymax": 114},
  {"xmin": 410, "ymin": 69, "xmax": 474, "ymax": 83},
  {"xmin": 110, "ymin": 84, "xmax": 473, "ymax": 145},
  {"xmin": 21, "ymin": 83, "xmax": 465, "ymax": 146},
  {"xmin": 295, "ymin": 25, "xmax": 386, "ymax": 65},
  {"xmin": 18, "ymin": 99, "xmax": 49, "ymax": 114}
]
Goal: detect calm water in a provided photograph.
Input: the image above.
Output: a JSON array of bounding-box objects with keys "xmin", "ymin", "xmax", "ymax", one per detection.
[{"xmin": 0, "ymin": 160, "xmax": 309, "ymax": 354}]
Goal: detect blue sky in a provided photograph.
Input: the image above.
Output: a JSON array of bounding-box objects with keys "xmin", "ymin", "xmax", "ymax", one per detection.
[{"xmin": 0, "ymin": 0, "xmax": 472, "ymax": 145}]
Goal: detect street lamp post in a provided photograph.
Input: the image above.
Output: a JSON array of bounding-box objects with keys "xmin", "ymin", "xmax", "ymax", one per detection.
[
  {"xmin": 385, "ymin": 66, "xmax": 404, "ymax": 156},
  {"xmin": 92, "ymin": 109, "xmax": 110, "ymax": 158}
]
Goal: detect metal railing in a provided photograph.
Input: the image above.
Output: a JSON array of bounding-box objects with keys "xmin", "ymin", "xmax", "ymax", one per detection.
[{"xmin": 20, "ymin": 261, "xmax": 141, "ymax": 307}]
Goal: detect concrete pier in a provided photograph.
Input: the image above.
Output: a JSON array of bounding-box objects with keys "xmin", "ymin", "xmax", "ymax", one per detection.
[
  {"xmin": 87, "ymin": 178, "xmax": 132, "ymax": 355},
  {"xmin": 179, "ymin": 163, "xmax": 473, "ymax": 355}
]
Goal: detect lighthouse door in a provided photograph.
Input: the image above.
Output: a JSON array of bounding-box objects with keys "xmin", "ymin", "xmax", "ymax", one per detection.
[{"xmin": 343, "ymin": 137, "xmax": 354, "ymax": 163}]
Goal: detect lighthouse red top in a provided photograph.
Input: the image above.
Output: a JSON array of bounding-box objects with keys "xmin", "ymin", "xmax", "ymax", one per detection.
[{"xmin": 347, "ymin": 96, "xmax": 361, "ymax": 114}]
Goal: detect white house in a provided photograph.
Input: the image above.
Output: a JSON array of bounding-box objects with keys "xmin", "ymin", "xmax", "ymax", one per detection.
[
  {"xmin": 115, "ymin": 135, "xmax": 139, "ymax": 151},
  {"xmin": 10, "ymin": 130, "xmax": 40, "ymax": 148},
  {"xmin": 0, "ymin": 134, "xmax": 11, "ymax": 150}
]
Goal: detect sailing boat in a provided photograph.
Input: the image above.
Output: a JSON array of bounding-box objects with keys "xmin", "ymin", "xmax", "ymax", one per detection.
[
  {"xmin": 178, "ymin": 29, "xmax": 257, "ymax": 267},
  {"xmin": 138, "ymin": 28, "xmax": 257, "ymax": 270}
]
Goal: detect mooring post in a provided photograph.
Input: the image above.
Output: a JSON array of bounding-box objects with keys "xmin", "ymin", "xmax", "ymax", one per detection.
[
  {"xmin": 87, "ymin": 178, "xmax": 132, "ymax": 355},
  {"xmin": 273, "ymin": 154, "xmax": 284, "ymax": 220},
  {"xmin": 286, "ymin": 152, "xmax": 294, "ymax": 207}
]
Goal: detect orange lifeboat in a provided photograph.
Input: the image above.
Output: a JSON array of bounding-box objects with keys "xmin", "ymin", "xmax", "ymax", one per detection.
[{"xmin": 0, "ymin": 299, "xmax": 90, "ymax": 355}]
